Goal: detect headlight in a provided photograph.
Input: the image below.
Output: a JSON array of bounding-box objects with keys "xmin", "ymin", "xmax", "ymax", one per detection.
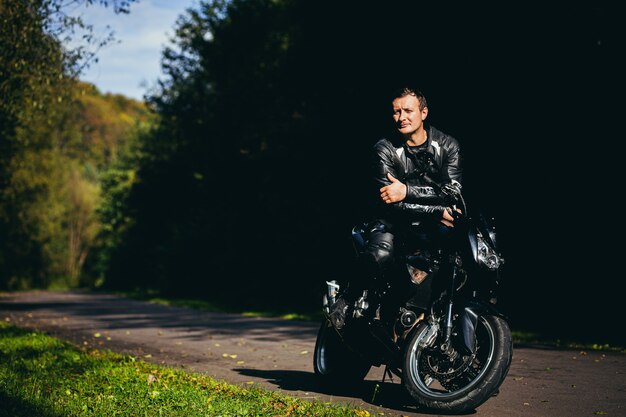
[{"xmin": 476, "ymin": 234, "xmax": 504, "ymax": 270}]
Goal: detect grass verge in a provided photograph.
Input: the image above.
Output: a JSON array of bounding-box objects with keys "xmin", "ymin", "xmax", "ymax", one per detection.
[
  {"xmin": 0, "ymin": 321, "xmax": 370, "ymax": 417},
  {"xmin": 510, "ymin": 330, "xmax": 624, "ymax": 353},
  {"xmin": 115, "ymin": 289, "xmax": 324, "ymax": 322}
]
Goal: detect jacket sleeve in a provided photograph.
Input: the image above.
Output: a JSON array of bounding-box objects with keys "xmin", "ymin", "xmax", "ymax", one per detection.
[
  {"xmin": 406, "ymin": 136, "xmax": 463, "ymax": 203},
  {"xmin": 372, "ymin": 141, "xmax": 402, "ymax": 190},
  {"xmin": 405, "ymin": 185, "xmax": 444, "ymax": 204},
  {"xmin": 372, "ymin": 141, "xmax": 446, "ymax": 219},
  {"xmin": 442, "ymin": 137, "xmax": 463, "ymax": 187}
]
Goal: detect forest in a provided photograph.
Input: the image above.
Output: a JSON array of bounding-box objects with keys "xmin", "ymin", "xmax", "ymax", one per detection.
[{"xmin": 1, "ymin": 1, "xmax": 620, "ymax": 345}]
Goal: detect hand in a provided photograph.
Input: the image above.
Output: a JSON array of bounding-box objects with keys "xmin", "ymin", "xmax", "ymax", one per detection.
[
  {"xmin": 440, "ymin": 207, "xmax": 462, "ymax": 227},
  {"xmin": 380, "ymin": 173, "xmax": 407, "ymax": 204}
]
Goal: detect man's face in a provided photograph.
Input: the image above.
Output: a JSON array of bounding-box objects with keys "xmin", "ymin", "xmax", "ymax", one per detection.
[{"xmin": 392, "ymin": 94, "xmax": 428, "ymax": 138}]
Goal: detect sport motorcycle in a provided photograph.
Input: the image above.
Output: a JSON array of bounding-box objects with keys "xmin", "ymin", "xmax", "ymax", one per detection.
[{"xmin": 313, "ymin": 188, "xmax": 512, "ymax": 414}]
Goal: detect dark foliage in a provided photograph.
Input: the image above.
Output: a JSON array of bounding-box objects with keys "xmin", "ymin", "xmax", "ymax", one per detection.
[{"xmin": 100, "ymin": 1, "xmax": 619, "ymax": 344}]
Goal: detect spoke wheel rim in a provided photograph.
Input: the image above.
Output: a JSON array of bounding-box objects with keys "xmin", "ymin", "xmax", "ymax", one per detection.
[{"xmin": 408, "ymin": 317, "xmax": 496, "ymax": 398}]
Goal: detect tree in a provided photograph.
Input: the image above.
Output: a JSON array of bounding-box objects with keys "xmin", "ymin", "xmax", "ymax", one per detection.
[
  {"xmin": 102, "ymin": 0, "xmax": 358, "ymax": 308},
  {"xmin": 0, "ymin": 0, "xmax": 141, "ymax": 289},
  {"xmin": 0, "ymin": 0, "xmax": 73, "ymax": 288}
]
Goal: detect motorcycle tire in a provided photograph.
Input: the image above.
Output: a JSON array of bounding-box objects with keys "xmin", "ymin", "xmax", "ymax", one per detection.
[
  {"xmin": 313, "ymin": 319, "xmax": 371, "ymax": 386},
  {"xmin": 402, "ymin": 314, "xmax": 512, "ymax": 414}
]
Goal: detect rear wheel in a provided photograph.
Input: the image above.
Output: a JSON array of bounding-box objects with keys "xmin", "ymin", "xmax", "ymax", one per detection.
[
  {"xmin": 313, "ymin": 319, "xmax": 371, "ymax": 385},
  {"xmin": 402, "ymin": 315, "xmax": 512, "ymax": 413}
]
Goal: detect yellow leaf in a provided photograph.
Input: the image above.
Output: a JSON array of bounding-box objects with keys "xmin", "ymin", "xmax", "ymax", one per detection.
[{"xmin": 94, "ymin": 333, "xmax": 101, "ymax": 338}]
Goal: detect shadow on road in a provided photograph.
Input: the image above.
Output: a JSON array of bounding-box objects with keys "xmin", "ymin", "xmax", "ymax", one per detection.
[
  {"xmin": 0, "ymin": 293, "xmax": 319, "ymax": 343},
  {"xmin": 233, "ymin": 367, "xmax": 478, "ymax": 416}
]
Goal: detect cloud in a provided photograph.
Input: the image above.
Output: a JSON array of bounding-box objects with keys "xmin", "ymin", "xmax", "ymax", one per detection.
[{"xmin": 68, "ymin": 0, "xmax": 200, "ymax": 100}]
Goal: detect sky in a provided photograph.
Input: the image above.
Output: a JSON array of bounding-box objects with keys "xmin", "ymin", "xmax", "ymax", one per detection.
[{"xmin": 67, "ymin": 0, "xmax": 201, "ymax": 101}]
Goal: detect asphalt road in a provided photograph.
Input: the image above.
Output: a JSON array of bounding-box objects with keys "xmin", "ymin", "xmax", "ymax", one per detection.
[{"xmin": 0, "ymin": 291, "xmax": 624, "ymax": 417}]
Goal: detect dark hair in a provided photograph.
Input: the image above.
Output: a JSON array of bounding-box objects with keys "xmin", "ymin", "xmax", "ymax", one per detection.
[{"xmin": 392, "ymin": 87, "xmax": 428, "ymax": 111}]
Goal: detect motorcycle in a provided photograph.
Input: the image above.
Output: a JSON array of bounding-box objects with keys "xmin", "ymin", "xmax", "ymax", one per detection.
[{"xmin": 313, "ymin": 189, "xmax": 512, "ymax": 414}]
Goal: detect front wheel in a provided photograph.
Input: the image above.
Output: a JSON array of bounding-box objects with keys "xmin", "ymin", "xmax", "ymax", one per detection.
[
  {"xmin": 313, "ymin": 319, "xmax": 371, "ymax": 386},
  {"xmin": 402, "ymin": 315, "xmax": 512, "ymax": 414}
]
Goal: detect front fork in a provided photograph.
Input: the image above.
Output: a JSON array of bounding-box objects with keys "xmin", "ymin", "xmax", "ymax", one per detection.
[
  {"xmin": 436, "ymin": 261, "xmax": 481, "ymax": 356},
  {"xmin": 439, "ymin": 264, "xmax": 458, "ymax": 355}
]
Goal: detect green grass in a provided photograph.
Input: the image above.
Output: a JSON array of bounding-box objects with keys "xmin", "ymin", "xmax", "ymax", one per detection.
[{"xmin": 0, "ymin": 321, "xmax": 372, "ymax": 417}]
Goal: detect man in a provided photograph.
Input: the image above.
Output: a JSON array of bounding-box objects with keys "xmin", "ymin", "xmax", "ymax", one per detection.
[
  {"xmin": 329, "ymin": 86, "xmax": 462, "ymax": 329},
  {"xmin": 376, "ymin": 87, "xmax": 462, "ymax": 226}
]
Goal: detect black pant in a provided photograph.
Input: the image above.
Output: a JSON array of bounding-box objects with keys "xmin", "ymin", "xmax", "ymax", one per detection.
[{"xmin": 351, "ymin": 220, "xmax": 455, "ymax": 302}]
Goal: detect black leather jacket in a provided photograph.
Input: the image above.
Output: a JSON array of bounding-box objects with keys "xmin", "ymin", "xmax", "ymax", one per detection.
[{"xmin": 371, "ymin": 125, "xmax": 462, "ymax": 228}]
